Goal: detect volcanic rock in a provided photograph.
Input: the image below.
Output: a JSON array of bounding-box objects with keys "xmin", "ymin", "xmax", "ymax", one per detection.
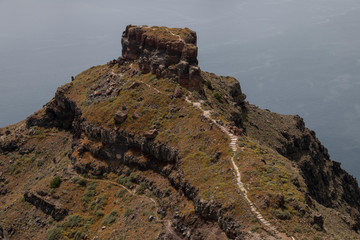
[
  {"xmin": 121, "ymin": 25, "xmax": 203, "ymax": 92},
  {"xmin": 114, "ymin": 110, "xmax": 128, "ymax": 124},
  {"xmin": 144, "ymin": 129, "xmax": 158, "ymax": 139}
]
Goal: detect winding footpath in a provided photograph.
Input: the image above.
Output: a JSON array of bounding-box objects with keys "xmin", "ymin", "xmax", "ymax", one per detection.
[
  {"xmin": 185, "ymin": 97, "xmax": 295, "ymax": 240},
  {"xmin": 108, "ymin": 72, "xmax": 294, "ymax": 239}
]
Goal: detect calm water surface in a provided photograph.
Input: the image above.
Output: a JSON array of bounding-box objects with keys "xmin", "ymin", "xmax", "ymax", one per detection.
[{"xmin": 1, "ymin": 0, "xmax": 359, "ymax": 179}]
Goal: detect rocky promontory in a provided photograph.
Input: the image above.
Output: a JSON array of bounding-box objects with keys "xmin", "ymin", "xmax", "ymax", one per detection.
[
  {"xmin": 0, "ymin": 25, "xmax": 360, "ymax": 240},
  {"xmin": 121, "ymin": 25, "xmax": 202, "ymax": 92}
]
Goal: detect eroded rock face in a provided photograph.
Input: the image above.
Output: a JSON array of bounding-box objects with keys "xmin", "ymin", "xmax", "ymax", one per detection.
[
  {"xmin": 114, "ymin": 110, "xmax": 128, "ymax": 124},
  {"xmin": 121, "ymin": 25, "xmax": 203, "ymax": 92},
  {"xmin": 24, "ymin": 191, "xmax": 68, "ymax": 221}
]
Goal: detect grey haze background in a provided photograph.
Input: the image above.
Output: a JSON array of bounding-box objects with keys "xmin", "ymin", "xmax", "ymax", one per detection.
[{"xmin": 1, "ymin": 0, "xmax": 359, "ymax": 179}]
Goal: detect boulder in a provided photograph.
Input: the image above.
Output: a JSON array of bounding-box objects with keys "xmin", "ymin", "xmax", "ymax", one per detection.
[
  {"xmin": 311, "ymin": 213, "xmax": 324, "ymax": 229},
  {"xmin": 114, "ymin": 110, "xmax": 128, "ymax": 124},
  {"xmin": 173, "ymin": 87, "xmax": 183, "ymax": 98},
  {"xmin": 132, "ymin": 112, "xmax": 142, "ymax": 120},
  {"xmin": 144, "ymin": 129, "xmax": 158, "ymax": 139}
]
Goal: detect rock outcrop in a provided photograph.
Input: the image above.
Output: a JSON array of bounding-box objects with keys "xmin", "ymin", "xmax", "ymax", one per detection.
[
  {"xmin": 24, "ymin": 191, "xmax": 68, "ymax": 221},
  {"xmin": 122, "ymin": 25, "xmax": 202, "ymax": 92},
  {"xmin": 244, "ymin": 104, "xmax": 360, "ymax": 230}
]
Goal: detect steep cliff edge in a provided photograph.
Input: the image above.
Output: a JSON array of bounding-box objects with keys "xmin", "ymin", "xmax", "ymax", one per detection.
[
  {"xmin": 0, "ymin": 25, "xmax": 359, "ymax": 240},
  {"xmin": 121, "ymin": 25, "xmax": 202, "ymax": 92}
]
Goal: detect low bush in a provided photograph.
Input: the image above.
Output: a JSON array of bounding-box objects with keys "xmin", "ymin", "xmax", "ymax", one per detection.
[
  {"xmin": 124, "ymin": 208, "xmax": 133, "ymax": 218},
  {"xmin": 50, "ymin": 176, "xmax": 61, "ymax": 189},
  {"xmin": 47, "ymin": 226, "xmax": 62, "ymax": 240},
  {"xmin": 117, "ymin": 189, "xmax": 126, "ymax": 198},
  {"xmin": 205, "ymin": 80, "xmax": 213, "ymax": 90},
  {"xmin": 213, "ymin": 92, "xmax": 222, "ymax": 101},
  {"xmin": 73, "ymin": 177, "xmax": 87, "ymax": 187},
  {"xmin": 137, "ymin": 183, "xmax": 147, "ymax": 195},
  {"xmin": 116, "ymin": 176, "xmax": 131, "ymax": 188},
  {"xmin": 64, "ymin": 215, "xmax": 83, "ymax": 228},
  {"xmin": 73, "ymin": 231, "xmax": 86, "ymax": 240},
  {"xmin": 82, "ymin": 182, "xmax": 97, "ymax": 204},
  {"xmin": 273, "ymin": 209, "xmax": 291, "ymax": 220},
  {"xmin": 89, "ymin": 194, "xmax": 107, "ymax": 212},
  {"xmin": 102, "ymin": 210, "xmax": 119, "ymax": 225}
]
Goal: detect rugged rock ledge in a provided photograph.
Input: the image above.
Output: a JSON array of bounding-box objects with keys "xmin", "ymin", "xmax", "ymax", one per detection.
[
  {"xmin": 26, "ymin": 86, "xmax": 245, "ymax": 239},
  {"xmin": 24, "ymin": 191, "xmax": 68, "ymax": 221},
  {"xmin": 244, "ymin": 104, "xmax": 360, "ymax": 230},
  {"xmin": 122, "ymin": 25, "xmax": 202, "ymax": 92}
]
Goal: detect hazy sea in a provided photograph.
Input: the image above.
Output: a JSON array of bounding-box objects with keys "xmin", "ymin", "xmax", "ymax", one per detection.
[{"xmin": 1, "ymin": 0, "xmax": 359, "ymax": 179}]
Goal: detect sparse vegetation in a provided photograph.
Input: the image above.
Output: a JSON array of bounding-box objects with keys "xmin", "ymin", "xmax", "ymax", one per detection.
[
  {"xmin": 124, "ymin": 208, "xmax": 133, "ymax": 218},
  {"xmin": 47, "ymin": 226, "xmax": 62, "ymax": 240},
  {"xmin": 89, "ymin": 194, "xmax": 107, "ymax": 213},
  {"xmin": 294, "ymin": 225, "xmax": 301, "ymax": 233},
  {"xmin": 102, "ymin": 210, "xmax": 119, "ymax": 225},
  {"xmin": 273, "ymin": 209, "xmax": 291, "ymax": 220},
  {"xmin": 73, "ymin": 177, "xmax": 87, "ymax": 187},
  {"xmin": 73, "ymin": 231, "xmax": 86, "ymax": 240},
  {"xmin": 82, "ymin": 181, "xmax": 97, "ymax": 204},
  {"xmin": 64, "ymin": 215, "xmax": 83, "ymax": 228},
  {"xmin": 137, "ymin": 182, "xmax": 147, "ymax": 195},
  {"xmin": 117, "ymin": 189, "xmax": 127, "ymax": 198},
  {"xmin": 205, "ymin": 80, "xmax": 213, "ymax": 90},
  {"xmin": 213, "ymin": 91, "xmax": 222, "ymax": 101}
]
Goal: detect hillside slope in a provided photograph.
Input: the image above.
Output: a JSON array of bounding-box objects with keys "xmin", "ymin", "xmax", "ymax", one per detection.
[{"xmin": 0, "ymin": 25, "xmax": 359, "ymax": 240}]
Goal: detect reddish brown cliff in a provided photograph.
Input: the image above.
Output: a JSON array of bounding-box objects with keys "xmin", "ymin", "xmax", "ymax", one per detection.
[{"xmin": 121, "ymin": 25, "xmax": 203, "ymax": 92}]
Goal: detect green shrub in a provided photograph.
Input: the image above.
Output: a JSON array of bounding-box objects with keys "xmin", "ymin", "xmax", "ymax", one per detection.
[
  {"xmin": 250, "ymin": 226, "xmax": 259, "ymax": 232},
  {"xmin": 37, "ymin": 159, "xmax": 46, "ymax": 167},
  {"xmin": 82, "ymin": 182, "xmax": 97, "ymax": 204},
  {"xmin": 213, "ymin": 92, "xmax": 222, "ymax": 101},
  {"xmin": 64, "ymin": 215, "xmax": 83, "ymax": 228},
  {"xmin": 89, "ymin": 194, "xmax": 107, "ymax": 212},
  {"xmin": 116, "ymin": 176, "xmax": 131, "ymax": 188},
  {"xmin": 129, "ymin": 172, "xmax": 139, "ymax": 183},
  {"xmin": 102, "ymin": 210, "xmax": 119, "ymax": 225},
  {"xmin": 137, "ymin": 183, "xmax": 147, "ymax": 195},
  {"xmin": 294, "ymin": 225, "xmax": 301, "ymax": 233},
  {"xmin": 50, "ymin": 176, "xmax": 61, "ymax": 189},
  {"xmin": 205, "ymin": 80, "xmax": 213, "ymax": 90},
  {"xmin": 73, "ymin": 231, "xmax": 86, "ymax": 240},
  {"xmin": 47, "ymin": 226, "xmax": 62, "ymax": 240},
  {"xmin": 95, "ymin": 210, "xmax": 104, "ymax": 218},
  {"xmin": 117, "ymin": 189, "xmax": 126, "ymax": 198},
  {"xmin": 273, "ymin": 209, "xmax": 291, "ymax": 220},
  {"xmin": 124, "ymin": 208, "xmax": 133, "ymax": 218},
  {"xmin": 73, "ymin": 177, "xmax": 87, "ymax": 187}
]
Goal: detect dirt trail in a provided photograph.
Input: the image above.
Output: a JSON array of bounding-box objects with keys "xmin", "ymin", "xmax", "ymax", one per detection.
[
  {"xmin": 108, "ymin": 69, "xmax": 293, "ymax": 239},
  {"xmin": 185, "ymin": 97, "xmax": 295, "ymax": 240}
]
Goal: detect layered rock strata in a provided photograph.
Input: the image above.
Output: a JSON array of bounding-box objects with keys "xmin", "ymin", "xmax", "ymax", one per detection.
[
  {"xmin": 121, "ymin": 25, "xmax": 202, "ymax": 92},
  {"xmin": 24, "ymin": 191, "xmax": 68, "ymax": 221}
]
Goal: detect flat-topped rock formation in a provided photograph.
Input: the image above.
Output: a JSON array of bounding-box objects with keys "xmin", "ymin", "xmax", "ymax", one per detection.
[{"xmin": 121, "ymin": 25, "xmax": 202, "ymax": 92}]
